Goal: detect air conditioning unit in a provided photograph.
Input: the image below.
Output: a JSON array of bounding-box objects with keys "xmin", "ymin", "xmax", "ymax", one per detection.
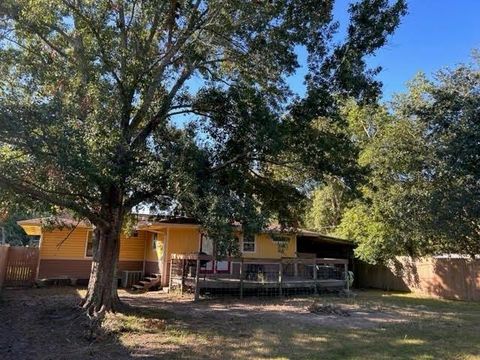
[{"xmin": 121, "ymin": 270, "xmax": 143, "ymax": 288}]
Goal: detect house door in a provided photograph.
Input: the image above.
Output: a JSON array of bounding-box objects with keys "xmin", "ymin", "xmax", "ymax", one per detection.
[
  {"xmin": 151, "ymin": 232, "xmax": 164, "ymax": 275},
  {"xmin": 200, "ymin": 235, "xmax": 214, "ymax": 272},
  {"xmin": 200, "ymin": 235, "xmax": 230, "ymax": 273}
]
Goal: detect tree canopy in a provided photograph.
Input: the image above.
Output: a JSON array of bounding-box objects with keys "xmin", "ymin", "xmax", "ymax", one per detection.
[
  {"xmin": 316, "ymin": 58, "xmax": 480, "ymax": 263},
  {"xmin": 0, "ymin": 0, "xmax": 406, "ymax": 313}
]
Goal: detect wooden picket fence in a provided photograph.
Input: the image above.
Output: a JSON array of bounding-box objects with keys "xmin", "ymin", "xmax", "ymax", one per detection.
[
  {"xmin": 356, "ymin": 256, "xmax": 480, "ymax": 301},
  {"xmin": 0, "ymin": 245, "xmax": 39, "ymax": 289}
]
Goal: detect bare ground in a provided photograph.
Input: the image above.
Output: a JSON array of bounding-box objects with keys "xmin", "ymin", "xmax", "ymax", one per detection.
[{"xmin": 0, "ymin": 287, "xmax": 479, "ymax": 359}]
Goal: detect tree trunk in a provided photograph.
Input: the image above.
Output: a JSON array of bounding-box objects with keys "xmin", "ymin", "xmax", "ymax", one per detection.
[{"xmin": 81, "ymin": 210, "xmax": 123, "ymax": 317}]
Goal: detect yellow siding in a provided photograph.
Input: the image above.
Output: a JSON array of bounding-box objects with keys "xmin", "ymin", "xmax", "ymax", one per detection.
[
  {"xmin": 119, "ymin": 231, "xmax": 146, "ymax": 261},
  {"xmin": 145, "ymin": 231, "xmax": 165, "ymax": 261},
  {"xmin": 40, "ymin": 228, "xmax": 90, "ymax": 259},
  {"xmin": 38, "ymin": 225, "xmax": 295, "ymax": 262},
  {"xmin": 166, "ymin": 227, "xmax": 200, "ymax": 259},
  {"xmin": 40, "ymin": 227, "xmax": 145, "ymax": 261},
  {"xmin": 242, "ymin": 234, "xmax": 296, "ymax": 259}
]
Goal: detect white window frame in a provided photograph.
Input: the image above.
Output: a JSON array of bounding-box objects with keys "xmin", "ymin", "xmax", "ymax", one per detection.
[
  {"xmin": 85, "ymin": 230, "xmax": 94, "ymax": 258},
  {"xmin": 242, "ymin": 234, "xmax": 256, "ymax": 253}
]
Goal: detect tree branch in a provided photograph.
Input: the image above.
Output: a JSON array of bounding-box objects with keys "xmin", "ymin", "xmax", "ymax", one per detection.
[
  {"xmin": 131, "ymin": 64, "xmax": 196, "ymax": 147},
  {"xmin": 129, "ymin": 1, "xmax": 207, "ymax": 131},
  {"xmin": 0, "ymin": 174, "xmax": 106, "ymax": 226},
  {"xmin": 208, "ymin": 152, "xmax": 250, "ymax": 173}
]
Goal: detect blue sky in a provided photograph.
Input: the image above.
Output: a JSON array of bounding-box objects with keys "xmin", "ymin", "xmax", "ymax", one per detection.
[{"xmin": 287, "ymin": 0, "xmax": 480, "ymax": 101}]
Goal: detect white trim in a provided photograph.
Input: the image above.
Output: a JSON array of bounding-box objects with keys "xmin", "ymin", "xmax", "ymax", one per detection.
[
  {"xmin": 84, "ymin": 230, "xmax": 94, "ymax": 259},
  {"xmin": 242, "ymin": 234, "xmax": 256, "ymax": 254},
  {"xmin": 162, "ymin": 227, "xmax": 170, "ymax": 286},
  {"xmin": 35, "ymin": 234, "xmax": 43, "ymax": 280}
]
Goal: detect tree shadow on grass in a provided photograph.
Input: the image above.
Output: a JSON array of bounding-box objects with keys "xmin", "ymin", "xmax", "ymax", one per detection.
[{"xmin": 117, "ymin": 291, "xmax": 480, "ymax": 359}]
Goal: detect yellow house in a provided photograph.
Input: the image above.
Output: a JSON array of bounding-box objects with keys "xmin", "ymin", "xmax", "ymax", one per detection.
[{"xmin": 18, "ymin": 217, "xmax": 352, "ymax": 289}]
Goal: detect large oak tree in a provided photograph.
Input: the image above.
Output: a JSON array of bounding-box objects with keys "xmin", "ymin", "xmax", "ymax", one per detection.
[{"xmin": 0, "ymin": 0, "xmax": 405, "ymax": 315}]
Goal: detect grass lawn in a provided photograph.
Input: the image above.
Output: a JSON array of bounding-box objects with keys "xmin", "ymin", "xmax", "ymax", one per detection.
[{"xmin": 1, "ymin": 288, "xmax": 479, "ymax": 359}]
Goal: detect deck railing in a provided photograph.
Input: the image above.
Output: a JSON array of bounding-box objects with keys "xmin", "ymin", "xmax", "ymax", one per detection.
[{"xmin": 169, "ymin": 253, "xmax": 349, "ymax": 300}]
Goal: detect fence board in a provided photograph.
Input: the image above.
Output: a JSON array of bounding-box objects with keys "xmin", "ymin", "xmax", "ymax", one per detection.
[
  {"xmin": 0, "ymin": 245, "xmax": 9, "ymax": 289},
  {"xmin": 2, "ymin": 246, "xmax": 39, "ymax": 287}
]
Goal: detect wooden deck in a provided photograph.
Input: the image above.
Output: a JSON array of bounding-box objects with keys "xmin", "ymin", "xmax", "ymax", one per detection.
[{"xmin": 169, "ymin": 253, "xmax": 349, "ymax": 299}]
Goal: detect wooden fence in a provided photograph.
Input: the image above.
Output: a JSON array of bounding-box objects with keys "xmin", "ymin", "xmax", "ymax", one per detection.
[
  {"xmin": 356, "ymin": 256, "xmax": 480, "ymax": 301},
  {"xmin": 0, "ymin": 245, "xmax": 39, "ymax": 289}
]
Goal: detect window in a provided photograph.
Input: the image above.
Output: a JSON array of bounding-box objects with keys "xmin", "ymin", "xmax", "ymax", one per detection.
[
  {"xmin": 243, "ymin": 234, "xmax": 255, "ymax": 253},
  {"xmin": 152, "ymin": 233, "xmax": 158, "ymax": 249},
  {"xmin": 85, "ymin": 231, "xmax": 95, "ymax": 258},
  {"xmin": 272, "ymin": 235, "xmax": 290, "ymax": 254},
  {"xmin": 132, "ymin": 230, "xmax": 139, "ymax": 237}
]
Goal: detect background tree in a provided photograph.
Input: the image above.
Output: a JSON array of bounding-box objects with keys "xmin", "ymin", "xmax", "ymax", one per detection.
[
  {"xmin": 303, "ymin": 99, "xmax": 390, "ymax": 235},
  {"xmin": 304, "ymin": 176, "xmax": 350, "ymax": 234},
  {"xmin": 0, "ymin": 0, "xmax": 406, "ymax": 315},
  {"xmin": 0, "ymin": 211, "xmax": 36, "ymax": 245},
  {"xmin": 336, "ymin": 59, "xmax": 480, "ymax": 263}
]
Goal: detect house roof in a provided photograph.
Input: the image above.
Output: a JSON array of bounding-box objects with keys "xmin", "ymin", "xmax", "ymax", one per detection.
[
  {"xmin": 17, "ymin": 215, "xmax": 351, "ymax": 244},
  {"xmin": 296, "ymin": 230, "xmax": 353, "ymax": 245},
  {"xmin": 17, "ymin": 217, "xmax": 91, "ymax": 228}
]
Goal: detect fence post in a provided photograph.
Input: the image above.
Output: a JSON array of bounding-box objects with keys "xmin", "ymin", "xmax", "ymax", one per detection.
[
  {"xmin": 313, "ymin": 259, "xmax": 318, "ymax": 295},
  {"xmin": 239, "ymin": 258, "xmax": 244, "ymax": 299},
  {"xmin": 194, "ymin": 255, "xmax": 201, "ymax": 301}
]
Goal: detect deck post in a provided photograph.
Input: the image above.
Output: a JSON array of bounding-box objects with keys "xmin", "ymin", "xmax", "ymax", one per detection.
[
  {"xmin": 278, "ymin": 260, "xmax": 283, "ymax": 297},
  {"xmin": 313, "ymin": 259, "xmax": 318, "ymax": 295},
  {"xmin": 293, "ymin": 262, "xmax": 298, "ymax": 279},
  {"xmin": 344, "ymin": 262, "xmax": 349, "ymax": 292},
  {"xmin": 194, "ymin": 255, "xmax": 201, "ymax": 301},
  {"xmin": 239, "ymin": 258, "xmax": 244, "ymax": 299},
  {"xmin": 180, "ymin": 259, "xmax": 184, "ymax": 295}
]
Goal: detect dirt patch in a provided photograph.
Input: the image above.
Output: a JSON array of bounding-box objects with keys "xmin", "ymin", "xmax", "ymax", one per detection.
[
  {"xmin": 308, "ymin": 303, "xmax": 351, "ymax": 316},
  {"xmin": 120, "ymin": 291, "xmax": 407, "ymax": 331},
  {"xmin": 0, "ymin": 288, "xmax": 131, "ymax": 360}
]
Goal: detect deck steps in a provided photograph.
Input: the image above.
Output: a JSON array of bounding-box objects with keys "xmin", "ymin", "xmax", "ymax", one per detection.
[{"xmin": 131, "ymin": 273, "xmax": 162, "ymax": 292}]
